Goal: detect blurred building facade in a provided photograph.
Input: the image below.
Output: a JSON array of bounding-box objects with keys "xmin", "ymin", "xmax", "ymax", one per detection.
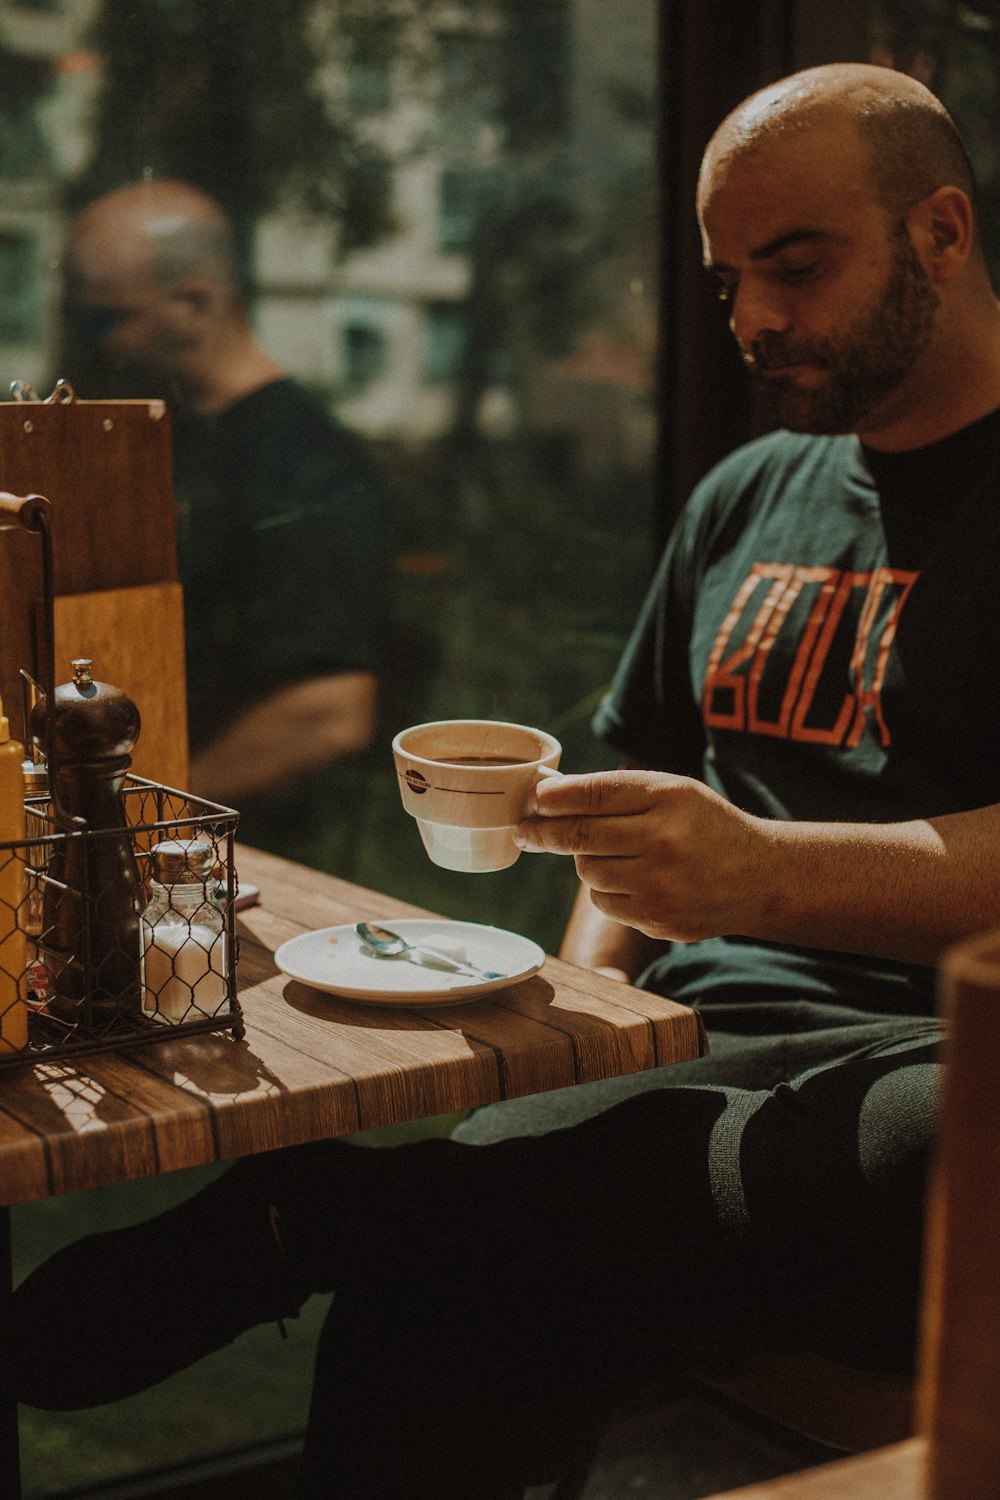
[{"xmin": 0, "ymin": 0, "xmax": 657, "ymax": 487}]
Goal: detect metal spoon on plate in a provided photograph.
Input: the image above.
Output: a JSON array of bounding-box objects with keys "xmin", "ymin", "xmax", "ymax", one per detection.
[{"xmin": 355, "ymin": 921, "xmax": 506, "ymax": 981}]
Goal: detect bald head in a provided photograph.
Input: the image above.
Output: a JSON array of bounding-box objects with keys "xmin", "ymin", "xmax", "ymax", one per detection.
[
  {"xmin": 68, "ymin": 180, "xmax": 240, "ymax": 299},
  {"xmin": 61, "ymin": 180, "xmax": 271, "ymax": 408},
  {"xmin": 693, "ymin": 64, "xmax": 1000, "ymax": 447},
  {"xmin": 701, "ymin": 63, "xmax": 976, "ymax": 228}
]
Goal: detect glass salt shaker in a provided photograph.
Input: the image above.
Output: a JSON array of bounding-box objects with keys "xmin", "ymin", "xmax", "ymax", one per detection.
[{"xmin": 142, "ymin": 839, "xmax": 229, "ymax": 1024}]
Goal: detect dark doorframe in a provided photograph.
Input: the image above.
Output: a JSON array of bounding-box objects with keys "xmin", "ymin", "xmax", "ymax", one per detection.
[{"xmin": 656, "ymin": 0, "xmax": 795, "ymax": 543}]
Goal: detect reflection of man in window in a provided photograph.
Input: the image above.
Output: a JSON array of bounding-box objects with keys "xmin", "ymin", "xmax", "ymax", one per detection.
[{"xmin": 63, "ymin": 180, "xmax": 392, "ymax": 865}]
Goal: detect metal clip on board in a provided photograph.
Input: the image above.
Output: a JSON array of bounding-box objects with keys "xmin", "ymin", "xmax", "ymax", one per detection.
[{"xmin": 0, "ymin": 491, "xmax": 76, "ymax": 831}]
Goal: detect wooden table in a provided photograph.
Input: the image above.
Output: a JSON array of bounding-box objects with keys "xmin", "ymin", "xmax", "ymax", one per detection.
[{"xmin": 0, "ymin": 844, "xmax": 706, "ymax": 1497}]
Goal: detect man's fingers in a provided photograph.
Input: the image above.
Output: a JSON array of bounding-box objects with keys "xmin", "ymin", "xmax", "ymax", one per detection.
[
  {"xmin": 523, "ymin": 769, "xmax": 665, "ymax": 820},
  {"xmin": 515, "ymin": 813, "xmax": 643, "ymax": 857},
  {"xmin": 587, "ymin": 889, "xmax": 638, "ymax": 926}
]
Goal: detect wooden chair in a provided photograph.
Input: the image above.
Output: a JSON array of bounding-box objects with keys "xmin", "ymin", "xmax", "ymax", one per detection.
[
  {"xmin": 695, "ymin": 1439, "xmax": 925, "ymax": 1499},
  {"xmin": 556, "ymin": 924, "xmax": 1000, "ymax": 1500},
  {"xmin": 686, "ymin": 1350, "xmax": 915, "ymax": 1454},
  {"xmin": 915, "ymin": 927, "xmax": 1000, "ymax": 1497},
  {"xmin": 546, "ymin": 1358, "xmax": 915, "ymax": 1500}
]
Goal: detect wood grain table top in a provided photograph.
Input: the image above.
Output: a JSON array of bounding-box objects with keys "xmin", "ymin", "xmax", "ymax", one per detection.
[{"xmin": 0, "ymin": 845, "xmax": 706, "ymax": 1207}]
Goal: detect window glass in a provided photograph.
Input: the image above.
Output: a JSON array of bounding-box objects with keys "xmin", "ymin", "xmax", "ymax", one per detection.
[
  {"xmin": 346, "ymin": 14, "xmax": 394, "ymax": 111},
  {"xmin": 343, "ymin": 320, "xmax": 387, "ymax": 387},
  {"xmin": 436, "ymin": 28, "xmax": 505, "ymax": 134},
  {"xmin": 4, "ymin": 1, "xmax": 659, "ymax": 1487},
  {"xmin": 424, "ymin": 300, "xmax": 469, "ymax": 382},
  {"xmin": 0, "ymin": 0, "xmax": 660, "ymax": 947},
  {"xmin": 438, "ymin": 165, "xmax": 498, "ymax": 252},
  {"xmin": 0, "ymin": 230, "xmax": 41, "ymax": 340}
]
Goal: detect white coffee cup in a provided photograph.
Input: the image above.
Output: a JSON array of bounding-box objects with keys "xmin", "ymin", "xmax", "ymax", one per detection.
[{"xmin": 392, "ymin": 719, "xmax": 562, "ymax": 872}]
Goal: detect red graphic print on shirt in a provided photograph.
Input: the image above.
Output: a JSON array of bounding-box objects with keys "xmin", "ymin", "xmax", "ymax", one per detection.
[{"xmin": 702, "ymin": 563, "xmax": 918, "ymax": 747}]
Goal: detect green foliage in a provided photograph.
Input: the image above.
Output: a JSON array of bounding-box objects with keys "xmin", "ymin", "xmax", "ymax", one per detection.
[
  {"xmin": 70, "ymin": 0, "xmax": 404, "ymax": 251},
  {"xmin": 0, "ymin": 47, "xmax": 54, "ymax": 180}
]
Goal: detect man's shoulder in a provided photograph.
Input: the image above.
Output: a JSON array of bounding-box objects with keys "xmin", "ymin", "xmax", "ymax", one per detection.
[
  {"xmin": 224, "ymin": 378, "xmax": 385, "ymax": 484},
  {"xmin": 687, "ymin": 428, "xmax": 854, "ymax": 519},
  {"xmin": 707, "ymin": 427, "xmax": 851, "ymax": 488},
  {"xmin": 665, "ymin": 430, "xmax": 860, "ymax": 566},
  {"xmin": 174, "ymin": 377, "xmax": 391, "ymax": 530},
  {"xmin": 228, "ymin": 377, "xmax": 348, "ymax": 440}
]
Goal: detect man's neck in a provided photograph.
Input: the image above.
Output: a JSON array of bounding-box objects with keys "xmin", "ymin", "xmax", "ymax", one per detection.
[
  {"xmin": 859, "ymin": 295, "xmax": 1000, "ymax": 453},
  {"xmin": 180, "ymin": 326, "xmax": 285, "ymax": 416}
]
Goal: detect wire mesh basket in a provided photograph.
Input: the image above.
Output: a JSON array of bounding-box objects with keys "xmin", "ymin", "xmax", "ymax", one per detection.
[{"xmin": 0, "ymin": 776, "xmax": 243, "ymax": 1069}]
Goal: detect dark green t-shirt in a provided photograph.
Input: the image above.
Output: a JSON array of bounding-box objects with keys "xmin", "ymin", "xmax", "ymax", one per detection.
[
  {"xmin": 173, "ymin": 378, "xmax": 392, "ymax": 755},
  {"xmin": 594, "ymin": 409, "xmax": 1000, "ymax": 1016},
  {"xmin": 172, "ymin": 378, "xmax": 392, "ymax": 866}
]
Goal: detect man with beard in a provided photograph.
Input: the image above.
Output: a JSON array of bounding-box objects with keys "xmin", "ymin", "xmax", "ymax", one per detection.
[
  {"xmin": 62, "ymin": 182, "xmax": 392, "ymax": 865},
  {"xmin": 13, "ymin": 63, "xmax": 1000, "ymax": 1499}
]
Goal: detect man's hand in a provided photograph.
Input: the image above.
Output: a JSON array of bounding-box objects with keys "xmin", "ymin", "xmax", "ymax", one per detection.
[
  {"xmin": 515, "ymin": 769, "xmax": 768, "ymax": 941},
  {"xmin": 521, "ymin": 769, "xmax": 1000, "ymax": 966}
]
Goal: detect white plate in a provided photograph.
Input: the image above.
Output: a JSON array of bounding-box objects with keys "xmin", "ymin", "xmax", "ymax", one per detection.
[{"xmin": 274, "ymin": 919, "xmax": 545, "ymax": 1007}]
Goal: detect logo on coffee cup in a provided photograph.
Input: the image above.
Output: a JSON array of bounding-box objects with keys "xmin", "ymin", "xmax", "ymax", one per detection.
[{"xmin": 403, "ymin": 768, "xmax": 429, "ymax": 794}]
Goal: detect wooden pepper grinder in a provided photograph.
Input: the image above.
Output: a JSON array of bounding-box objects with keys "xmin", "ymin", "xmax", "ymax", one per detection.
[{"xmin": 33, "ymin": 658, "xmax": 143, "ymax": 1025}]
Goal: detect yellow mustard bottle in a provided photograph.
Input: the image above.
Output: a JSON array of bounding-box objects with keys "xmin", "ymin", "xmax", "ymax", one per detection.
[{"xmin": 0, "ymin": 692, "xmax": 28, "ymax": 1053}]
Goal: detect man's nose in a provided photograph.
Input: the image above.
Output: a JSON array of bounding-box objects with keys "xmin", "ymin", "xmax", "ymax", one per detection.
[{"xmin": 729, "ymin": 280, "xmax": 792, "ymax": 352}]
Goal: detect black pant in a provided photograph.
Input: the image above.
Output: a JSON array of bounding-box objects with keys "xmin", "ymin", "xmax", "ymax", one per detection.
[{"xmin": 289, "ymin": 1013, "xmax": 940, "ymax": 1497}]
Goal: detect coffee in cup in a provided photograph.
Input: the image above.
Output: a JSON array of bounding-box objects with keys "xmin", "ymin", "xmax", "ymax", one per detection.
[{"xmin": 392, "ymin": 719, "xmax": 562, "ymax": 872}]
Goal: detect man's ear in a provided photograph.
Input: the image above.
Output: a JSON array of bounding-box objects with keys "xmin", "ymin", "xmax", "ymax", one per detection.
[{"xmin": 906, "ymin": 186, "xmax": 975, "ymax": 283}]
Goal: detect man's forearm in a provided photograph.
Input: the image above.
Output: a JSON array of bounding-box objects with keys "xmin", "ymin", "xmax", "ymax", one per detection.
[
  {"xmin": 190, "ymin": 671, "xmax": 377, "ymax": 804},
  {"xmin": 745, "ymin": 805, "xmax": 1000, "ymax": 966},
  {"xmin": 520, "ymin": 769, "xmax": 1000, "ymax": 970}
]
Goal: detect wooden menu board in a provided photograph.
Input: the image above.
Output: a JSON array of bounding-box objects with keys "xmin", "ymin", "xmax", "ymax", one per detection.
[{"xmin": 0, "ymin": 396, "xmax": 189, "ymax": 790}]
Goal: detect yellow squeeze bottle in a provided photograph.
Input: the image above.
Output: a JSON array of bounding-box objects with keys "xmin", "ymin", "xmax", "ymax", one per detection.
[{"xmin": 0, "ymin": 693, "xmax": 27, "ymax": 1053}]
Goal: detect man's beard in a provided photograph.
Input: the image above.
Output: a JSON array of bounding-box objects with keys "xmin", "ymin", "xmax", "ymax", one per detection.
[
  {"xmin": 58, "ymin": 303, "xmax": 190, "ymax": 406},
  {"xmin": 745, "ymin": 226, "xmax": 939, "ymax": 435},
  {"xmin": 58, "ymin": 345, "xmax": 177, "ymax": 404}
]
